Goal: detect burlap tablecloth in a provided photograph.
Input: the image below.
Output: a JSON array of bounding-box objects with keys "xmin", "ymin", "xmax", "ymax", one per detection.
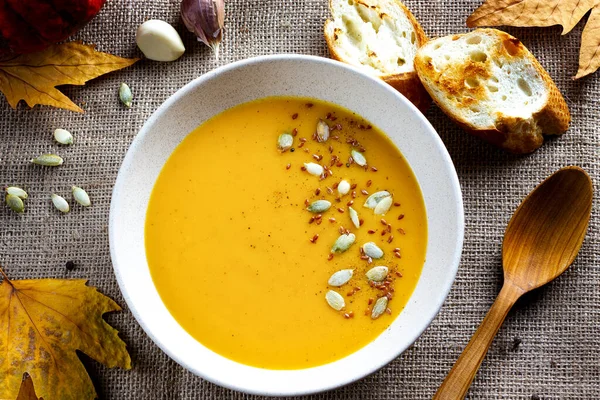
[{"xmin": 1, "ymin": 0, "xmax": 598, "ymax": 398}]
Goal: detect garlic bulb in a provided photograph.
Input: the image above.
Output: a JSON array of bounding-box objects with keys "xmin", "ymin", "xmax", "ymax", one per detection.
[{"xmin": 181, "ymin": 0, "xmax": 225, "ymax": 59}]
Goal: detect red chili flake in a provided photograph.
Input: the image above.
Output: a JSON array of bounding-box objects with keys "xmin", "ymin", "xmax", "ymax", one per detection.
[
  {"xmin": 309, "ymin": 217, "xmax": 315, "ymax": 224},
  {"xmin": 330, "ymin": 116, "xmax": 337, "ymax": 121},
  {"xmin": 394, "ymin": 203, "xmax": 401, "ymax": 207},
  {"xmin": 286, "ymin": 163, "xmax": 291, "ymax": 170},
  {"xmin": 347, "ymin": 200, "xmax": 354, "ymax": 206},
  {"xmin": 397, "ymin": 228, "xmax": 406, "ymax": 235},
  {"xmin": 306, "ymin": 103, "xmax": 313, "ymax": 108},
  {"xmin": 380, "ymin": 219, "xmax": 388, "ymax": 225},
  {"xmin": 359, "ymin": 219, "xmax": 364, "ymax": 226},
  {"xmin": 359, "ymin": 124, "xmax": 366, "ymax": 129},
  {"xmin": 304, "ymin": 199, "xmax": 310, "ymax": 206},
  {"xmin": 387, "ymin": 235, "xmax": 394, "ymax": 243},
  {"xmin": 398, "ymin": 214, "xmax": 405, "ymax": 220},
  {"xmin": 337, "ymin": 207, "xmax": 345, "ymax": 213},
  {"xmin": 326, "ymin": 112, "xmax": 332, "ymax": 120},
  {"xmin": 292, "ymin": 113, "xmax": 298, "ymax": 119},
  {"xmin": 381, "ymin": 230, "xmax": 387, "ymax": 236},
  {"xmin": 368, "ymin": 229, "xmax": 376, "ymax": 234},
  {"xmin": 346, "ymin": 291, "xmax": 354, "ymax": 297},
  {"xmin": 292, "ymin": 128, "xmax": 298, "ymax": 136},
  {"xmin": 332, "ymin": 182, "xmax": 339, "ymax": 189},
  {"xmin": 367, "ymin": 125, "xmax": 372, "ymax": 129},
  {"xmin": 315, "ymin": 188, "xmax": 321, "ymax": 195},
  {"xmin": 368, "ymin": 298, "xmax": 374, "ymax": 305},
  {"xmin": 371, "ymin": 166, "xmax": 378, "ymax": 172},
  {"xmin": 361, "ymin": 189, "xmax": 369, "ymax": 195},
  {"xmin": 329, "ymin": 217, "xmax": 336, "ymax": 223},
  {"xmin": 336, "ymin": 162, "xmax": 344, "ymax": 167}
]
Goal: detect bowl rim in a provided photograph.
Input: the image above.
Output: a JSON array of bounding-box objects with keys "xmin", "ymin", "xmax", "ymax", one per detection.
[{"xmin": 109, "ymin": 54, "xmax": 464, "ymax": 396}]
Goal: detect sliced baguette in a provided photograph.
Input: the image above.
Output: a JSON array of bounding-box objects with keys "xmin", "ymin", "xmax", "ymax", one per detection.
[
  {"xmin": 414, "ymin": 29, "xmax": 570, "ymax": 153},
  {"xmin": 324, "ymin": 0, "xmax": 430, "ymax": 111}
]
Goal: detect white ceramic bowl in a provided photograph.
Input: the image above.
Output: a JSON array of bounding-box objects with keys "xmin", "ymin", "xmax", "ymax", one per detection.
[{"xmin": 110, "ymin": 55, "xmax": 464, "ymax": 396}]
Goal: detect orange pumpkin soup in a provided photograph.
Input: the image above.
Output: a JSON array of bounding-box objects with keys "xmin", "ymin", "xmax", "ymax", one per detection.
[{"xmin": 145, "ymin": 97, "xmax": 427, "ymax": 369}]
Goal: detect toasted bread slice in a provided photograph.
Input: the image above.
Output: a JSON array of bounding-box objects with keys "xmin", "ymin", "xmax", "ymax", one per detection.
[
  {"xmin": 324, "ymin": 0, "xmax": 430, "ymax": 111},
  {"xmin": 414, "ymin": 29, "xmax": 570, "ymax": 153}
]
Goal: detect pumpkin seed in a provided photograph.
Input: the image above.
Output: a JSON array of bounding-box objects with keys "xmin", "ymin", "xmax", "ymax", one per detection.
[
  {"xmin": 371, "ymin": 296, "xmax": 388, "ymax": 319},
  {"xmin": 331, "ymin": 233, "xmax": 355, "ymax": 253},
  {"xmin": 277, "ymin": 133, "xmax": 293, "ymax": 151},
  {"xmin": 325, "ymin": 290, "xmax": 345, "ymax": 311},
  {"xmin": 51, "ymin": 194, "xmax": 70, "ymax": 213},
  {"xmin": 374, "ymin": 196, "xmax": 393, "ymax": 215},
  {"xmin": 304, "ymin": 162, "xmax": 324, "ymax": 176},
  {"xmin": 72, "ymin": 186, "xmax": 91, "ymax": 207},
  {"xmin": 6, "ymin": 186, "xmax": 28, "ymax": 199},
  {"xmin": 119, "ymin": 82, "xmax": 133, "ymax": 107},
  {"xmin": 349, "ymin": 206, "xmax": 360, "ymax": 229},
  {"xmin": 366, "ymin": 266, "xmax": 388, "ymax": 282},
  {"xmin": 53, "ymin": 129, "xmax": 73, "ymax": 145},
  {"xmin": 31, "ymin": 154, "xmax": 63, "ymax": 167},
  {"xmin": 338, "ymin": 179, "xmax": 350, "ymax": 196},
  {"xmin": 362, "ymin": 242, "xmax": 384, "ymax": 259},
  {"xmin": 307, "ymin": 199, "xmax": 331, "ymax": 213},
  {"xmin": 364, "ymin": 191, "xmax": 391, "ymax": 209},
  {"xmin": 328, "ymin": 269, "xmax": 354, "ymax": 287},
  {"xmin": 6, "ymin": 194, "xmax": 24, "ymax": 213},
  {"xmin": 351, "ymin": 149, "xmax": 367, "ymax": 166},
  {"xmin": 316, "ymin": 119, "xmax": 330, "ymax": 142}
]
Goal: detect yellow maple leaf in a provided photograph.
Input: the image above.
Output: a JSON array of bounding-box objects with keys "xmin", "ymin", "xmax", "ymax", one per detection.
[
  {"xmin": 0, "ymin": 269, "xmax": 131, "ymax": 400},
  {"xmin": 0, "ymin": 42, "xmax": 139, "ymax": 113},
  {"xmin": 15, "ymin": 374, "xmax": 39, "ymax": 400},
  {"xmin": 466, "ymin": 0, "xmax": 600, "ymax": 78}
]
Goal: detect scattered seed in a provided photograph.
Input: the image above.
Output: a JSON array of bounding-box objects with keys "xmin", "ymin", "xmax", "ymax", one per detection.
[
  {"xmin": 307, "ymin": 200, "xmax": 331, "ymax": 213},
  {"xmin": 366, "ymin": 180, "xmax": 372, "ymax": 187},
  {"xmin": 351, "ymin": 191, "xmax": 357, "ymax": 198},
  {"xmin": 331, "ymin": 233, "xmax": 356, "ymax": 254},
  {"xmin": 315, "ymin": 188, "xmax": 321, "ymax": 195},
  {"xmin": 371, "ymin": 297, "xmax": 389, "ymax": 319},
  {"xmin": 368, "ymin": 298, "xmax": 374, "ymax": 305},
  {"xmin": 309, "ymin": 217, "xmax": 315, "ymax": 224},
  {"xmin": 51, "ymin": 194, "xmax": 70, "ymax": 213},
  {"xmin": 304, "ymin": 162, "xmax": 324, "ymax": 176},
  {"xmin": 309, "ymin": 234, "xmax": 319, "ymax": 243},
  {"xmin": 313, "ymin": 154, "xmax": 323, "ymax": 161},
  {"xmin": 119, "ymin": 82, "xmax": 133, "ymax": 107},
  {"xmin": 286, "ymin": 163, "xmax": 291, "ymax": 170},
  {"xmin": 337, "ymin": 180, "xmax": 351, "ymax": 196},
  {"xmin": 328, "ymin": 145, "xmax": 334, "ymax": 153},
  {"xmin": 394, "ymin": 251, "xmax": 402, "ymax": 258},
  {"xmin": 326, "ymin": 290, "xmax": 345, "ymax": 311},
  {"xmin": 328, "ymin": 253, "xmax": 334, "ymax": 261},
  {"xmin": 316, "ymin": 119, "xmax": 330, "ymax": 142},
  {"xmin": 329, "ymin": 217, "xmax": 336, "ymax": 222},
  {"xmin": 351, "ymin": 150, "xmax": 367, "ymax": 166},
  {"xmin": 366, "ymin": 266, "xmax": 388, "ymax": 282},
  {"xmin": 306, "ymin": 103, "xmax": 314, "ymax": 108},
  {"xmin": 328, "ymin": 269, "xmax": 354, "ymax": 287},
  {"xmin": 53, "ymin": 129, "xmax": 74, "ymax": 145},
  {"xmin": 277, "ymin": 133, "xmax": 294, "ymax": 151},
  {"xmin": 398, "ymin": 214, "xmax": 405, "ymax": 220},
  {"xmin": 362, "ymin": 242, "xmax": 384, "ymax": 259},
  {"xmin": 337, "ymin": 207, "xmax": 345, "ymax": 213},
  {"xmin": 361, "ymin": 189, "xmax": 369, "ymax": 196},
  {"xmin": 387, "ymin": 235, "xmax": 394, "ymax": 243},
  {"xmin": 5, "ymin": 194, "xmax": 24, "ymax": 213},
  {"xmin": 368, "ymin": 229, "xmax": 376, "ymax": 234},
  {"xmin": 381, "ymin": 230, "xmax": 387, "ymax": 236},
  {"xmin": 387, "ymin": 224, "xmax": 392, "ymax": 233},
  {"xmin": 292, "ymin": 128, "xmax": 298, "ymax": 136},
  {"xmin": 71, "ymin": 186, "xmax": 91, "ymax": 207},
  {"xmin": 31, "ymin": 154, "xmax": 64, "ymax": 167},
  {"xmin": 364, "ymin": 191, "xmax": 391, "ymax": 209},
  {"xmin": 374, "ymin": 196, "xmax": 393, "ymax": 215},
  {"xmin": 348, "ymin": 206, "xmax": 360, "ymax": 229},
  {"xmin": 346, "ymin": 200, "xmax": 354, "ymax": 207},
  {"xmin": 398, "ymin": 228, "xmax": 406, "ymax": 235},
  {"xmin": 380, "ymin": 219, "xmax": 388, "ymax": 225},
  {"xmin": 304, "ymin": 199, "xmax": 310, "ymax": 206},
  {"xmin": 292, "ymin": 113, "xmax": 298, "ymax": 119},
  {"xmin": 6, "ymin": 187, "xmax": 28, "ymax": 199},
  {"xmin": 326, "ymin": 187, "xmax": 334, "ymax": 194}
]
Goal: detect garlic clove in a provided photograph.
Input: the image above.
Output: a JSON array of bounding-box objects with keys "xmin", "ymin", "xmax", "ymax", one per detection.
[{"xmin": 136, "ymin": 20, "xmax": 186, "ymax": 62}]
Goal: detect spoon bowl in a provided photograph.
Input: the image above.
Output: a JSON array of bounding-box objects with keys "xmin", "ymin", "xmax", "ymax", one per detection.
[{"xmin": 434, "ymin": 166, "xmax": 593, "ymax": 400}]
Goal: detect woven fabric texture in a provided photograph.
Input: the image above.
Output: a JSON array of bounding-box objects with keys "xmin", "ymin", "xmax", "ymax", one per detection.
[{"xmin": 1, "ymin": 0, "xmax": 599, "ymax": 398}]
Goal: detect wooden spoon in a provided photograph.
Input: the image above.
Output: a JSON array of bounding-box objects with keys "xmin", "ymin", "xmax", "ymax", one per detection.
[{"xmin": 434, "ymin": 166, "xmax": 593, "ymax": 400}]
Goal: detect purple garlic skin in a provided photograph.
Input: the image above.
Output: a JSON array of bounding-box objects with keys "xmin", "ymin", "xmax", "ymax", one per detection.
[{"xmin": 181, "ymin": 0, "xmax": 225, "ymax": 58}]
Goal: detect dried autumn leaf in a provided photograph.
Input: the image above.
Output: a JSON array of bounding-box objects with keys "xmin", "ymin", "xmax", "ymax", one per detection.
[
  {"xmin": 467, "ymin": 0, "xmax": 600, "ymax": 78},
  {"xmin": 0, "ymin": 41, "xmax": 139, "ymax": 113},
  {"xmin": 0, "ymin": 269, "xmax": 131, "ymax": 400},
  {"xmin": 15, "ymin": 374, "xmax": 40, "ymax": 400}
]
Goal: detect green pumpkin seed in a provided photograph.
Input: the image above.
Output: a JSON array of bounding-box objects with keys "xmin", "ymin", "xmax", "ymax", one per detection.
[
  {"xmin": 363, "ymin": 242, "xmax": 384, "ymax": 259},
  {"xmin": 277, "ymin": 133, "xmax": 293, "ymax": 151},
  {"xmin": 31, "ymin": 154, "xmax": 63, "ymax": 167},
  {"xmin": 371, "ymin": 296, "xmax": 388, "ymax": 319},
  {"xmin": 316, "ymin": 119, "xmax": 330, "ymax": 142},
  {"xmin": 6, "ymin": 194, "xmax": 24, "ymax": 213},
  {"xmin": 51, "ymin": 194, "xmax": 70, "ymax": 213},
  {"xmin": 119, "ymin": 82, "xmax": 133, "ymax": 107},
  {"xmin": 328, "ymin": 269, "xmax": 353, "ymax": 287},
  {"xmin": 304, "ymin": 162, "xmax": 324, "ymax": 176},
  {"xmin": 351, "ymin": 149, "xmax": 367, "ymax": 166},
  {"xmin": 366, "ymin": 266, "xmax": 388, "ymax": 282},
  {"xmin": 307, "ymin": 200, "xmax": 331, "ymax": 213},
  {"xmin": 337, "ymin": 179, "xmax": 351, "ymax": 196},
  {"xmin": 349, "ymin": 206, "xmax": 360, "ymax": 229},
  {"xmin": 331, "ymin": 233, "xmax": 355, "ymax": 254},
  {"xmin": 325, "ymin": 290, "xmax": 345, "ymax": 311},
  {"xmin": 374, "ymin": 196, "xmax": 393, "ymax": 215},
  {"xmin": 6, "ymin": 186, "xmax": 28, "ymax": 199},
  {"xmin": 53, "ymin": 129, "xmax": 73, "ymax": 145},
  {"xmin": 364, "ymin": 191, "xmax": 390, "ymax": 209},
  {"xmin": 72, "ymin": 186, "xmax": 91, "ymax": 207}
]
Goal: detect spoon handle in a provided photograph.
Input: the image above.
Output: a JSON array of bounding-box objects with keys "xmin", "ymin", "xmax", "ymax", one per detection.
[{"xmin": 433, "ymin": 282, "xmax": 524, "ymax": 400}]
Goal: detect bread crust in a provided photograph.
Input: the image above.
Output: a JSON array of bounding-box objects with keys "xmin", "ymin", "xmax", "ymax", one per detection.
[
  {"xmin": 324, "ymin": 0, "xmax": 431, "ymax": 112},
  {"xmin": 414, "ymin": 29, "xmax": 570, "ymax": 154}
]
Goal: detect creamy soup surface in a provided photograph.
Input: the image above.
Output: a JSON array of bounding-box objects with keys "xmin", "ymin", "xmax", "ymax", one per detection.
[{"xmin": 145, "ymin": 97, "xmax": 427, "ymax": 369}]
